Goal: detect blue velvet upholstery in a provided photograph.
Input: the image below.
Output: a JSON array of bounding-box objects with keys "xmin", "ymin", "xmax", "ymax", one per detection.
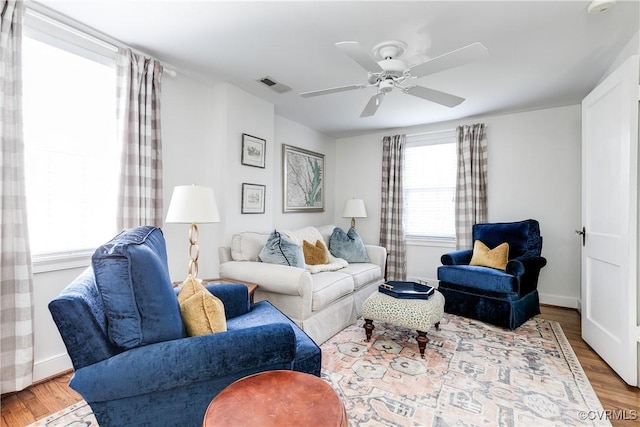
[
  {"xmin": 92, "ymin": 226, "xmax": 183, "ymax": 349},
  {"xmin": 259, "ymin": 229, "xmax": 305, "ymax": 268},
  {"xmin": 329, "ymin": 227, "xmax": 370, "ymax": 263},
  {"xmin": 437, "ymin": 219, "xmax": 547, "ymax": 329},
  {"xmin": 49, "ymin": 226, "xmax": 321, "ymax": 427}
]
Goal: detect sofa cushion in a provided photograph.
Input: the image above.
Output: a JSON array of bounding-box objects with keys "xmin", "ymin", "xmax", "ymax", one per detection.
[
  {"xmin": 178, "ymin": 276, "xmax": 227, "ymax": 336},
  {"xmin": 92, "ymin": 226, "xmax": 183, "ymax": 349},
  {"xmin": 311, "ymin": 272, "xmax": 354, "ymax": 311},
  {"xmin": 437, "ymin": 265, "xmax": 519, "ymax": 294},
  {"xmin": 329, "ymin": 227, "xmax": 370, "ymax": 263},
  {"xmin": 340, "ymin": 263, "xmax": 381, "ymax": 290},
  {"xmin": 259, "ymin": 230, "xmax": 304, "ymax": 268},
  {"xmin": 231, "ymin": 231, "xmax": 271, "ymax": 261}
]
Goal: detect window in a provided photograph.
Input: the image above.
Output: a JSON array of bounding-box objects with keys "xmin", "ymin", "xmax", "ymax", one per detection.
[
  {"xmin": 22, "ymin": 14, "xmax": 118, "ymax": 259},
  {"xmin": 403, "ymin": 130, "xmax": 457, "ymax": 241}
]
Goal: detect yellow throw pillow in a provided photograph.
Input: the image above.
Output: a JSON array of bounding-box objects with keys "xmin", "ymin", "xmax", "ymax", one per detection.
[
  {"xmin": 303, "ymin": 240, "xmax": 329, "ymax": 265},
  {"xmin": 177, "ymin": 276, "xmax": 227, "ymax": 336},
  {"xmin": 469, "ymin": 240, "xmax": 509, "ymax": 270}
]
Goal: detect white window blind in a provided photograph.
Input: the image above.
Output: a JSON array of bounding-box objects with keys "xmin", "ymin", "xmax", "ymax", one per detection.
[
  {"xmin": 22, "ymin": 29, "xmax": 118, "ymax": 258},
  {"xmin": 404, "ymin": 130, "xmax": 457, "ymax": 241}
]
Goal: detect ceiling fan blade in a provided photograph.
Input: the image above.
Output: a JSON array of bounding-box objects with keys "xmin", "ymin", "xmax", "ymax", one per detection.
[
  {"xmin": 360, "ymin": 93, "xmax": 385, "ymax": 117},
  {"xmin": 335, "ymin": 41, "xmax": 383, "ymax": 73},
  {"xmin": 409, "ymin": 42, "xmax": 488, "ymax": 78},
  {"xmin": 300, "ymin": 84, "xmax": 365, "ymax": 98},
  {"xmin": 405, "ymin": 85, "xmax": 465, "ymax": 108}
]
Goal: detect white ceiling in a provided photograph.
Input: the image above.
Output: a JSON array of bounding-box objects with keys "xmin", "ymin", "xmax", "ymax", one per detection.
[{"xmin": 37, "ymin": 0, "xmax": 639, "ymax": 138}]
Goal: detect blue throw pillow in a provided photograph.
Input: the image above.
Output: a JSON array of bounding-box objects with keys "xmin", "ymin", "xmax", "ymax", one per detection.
[
  {"xmin": 92, "ymin": 226, "xmax": 184, "ymax": 349},
  {"xmin": 329, "ymin": 227, "xmax": 370, "ymax": 263},
  {"xmin": 259, "ymin": 230, "xmax": 304, "ymax": 268}
]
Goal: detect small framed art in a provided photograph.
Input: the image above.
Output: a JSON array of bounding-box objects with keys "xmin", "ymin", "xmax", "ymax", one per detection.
[
  {"xmin": 241, "ymin": 183, "xmax": 266, "ymax": 214},
  {"xmin": 241, "ymin": 133, "xmax": 266, "ymax": 168}
]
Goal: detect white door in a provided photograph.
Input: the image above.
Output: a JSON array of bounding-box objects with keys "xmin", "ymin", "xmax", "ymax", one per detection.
[{"xmin": 581, "ymin": 55, "xmax": 639, "ymax": 386}]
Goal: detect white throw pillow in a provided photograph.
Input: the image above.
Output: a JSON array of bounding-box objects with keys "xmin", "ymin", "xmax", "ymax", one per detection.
[
  {"xmin": 230, "ymin": 231, "xmax": 271, "ymax": 261},
  {"xmin": 316, "ymin": 224, "xmax": 336, "ymax": 246}
]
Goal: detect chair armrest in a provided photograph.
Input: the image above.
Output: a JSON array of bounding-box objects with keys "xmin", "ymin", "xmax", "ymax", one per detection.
[
  {"xmin": 364, "ymin": 245, "xmax": 387, "ymax": 277},
  {"xmin": 70, "ymin": 323, "xmax": 296, "ymax": 402},
  {"xmin": 174, "ymin": 283, "xmax": 250, "ymax": 319},
  {"xmin": 441, "ymin": 249, "xmax": 473, "ymax": 265},
  {"xmin": 506, "ymin": 256, "xmax": 547, "ymax": 277},
  {"xmin": 219, "ymin": 261, "xmax": 312, "ymax": 297},
  {"xmin": 205, "ymin": 284, "xmax": 250, "ymax": 319}
]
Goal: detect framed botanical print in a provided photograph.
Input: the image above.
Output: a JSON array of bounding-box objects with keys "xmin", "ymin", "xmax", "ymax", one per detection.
[{"xmin": 282, "ymin": 144, "xmax": 324, "ymax": 212}]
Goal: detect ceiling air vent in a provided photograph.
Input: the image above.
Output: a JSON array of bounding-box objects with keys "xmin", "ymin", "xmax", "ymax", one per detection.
[{"xmin": 257, "ymin": 76, "xmax": 291, "ymax": 94}]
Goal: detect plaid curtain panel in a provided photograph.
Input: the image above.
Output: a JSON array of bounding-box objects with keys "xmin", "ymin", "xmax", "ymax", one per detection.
[
  {"xmin": 116, "ymin": 48, "xmax": 164, "ymax": 230},
  {"xmin": 455, "ymin": 124, "xmax": 488, "ymax": 249},
  {"xmin": 0, "ymin": 0, "xmax": 35, "ymax": 393},
  {"xmin": 379, "ymin": 134, "xmax": 407, "ymax": 281}
]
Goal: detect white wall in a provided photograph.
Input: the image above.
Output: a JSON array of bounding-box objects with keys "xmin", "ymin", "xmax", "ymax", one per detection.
[
  {"xmin": 273, "ymin": 115, "xmax": 336, "ymax": 230},
  {"xmin": 334, "ymin": 105, "xmax": 582, "ymax": 308}
]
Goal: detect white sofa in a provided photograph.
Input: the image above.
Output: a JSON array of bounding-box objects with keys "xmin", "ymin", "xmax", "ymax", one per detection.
[{"xmin": 218, "ymin": 225, "xmax": 387, "ymax": 345}]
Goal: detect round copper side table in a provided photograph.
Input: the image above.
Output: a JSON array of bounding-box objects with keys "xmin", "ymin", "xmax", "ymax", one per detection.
[{"xmin": 203, "ymin": 370, "xmax": 347, "ymax": 427}]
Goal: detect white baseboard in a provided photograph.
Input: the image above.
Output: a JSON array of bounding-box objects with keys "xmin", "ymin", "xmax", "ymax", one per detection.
[
  {"xmin": 539, "ymin": 292, "xmax": 580, "ymax": 309},
  {"xmin": 33, "ymin": 353, "xmax": 72, "ymax": 383}
]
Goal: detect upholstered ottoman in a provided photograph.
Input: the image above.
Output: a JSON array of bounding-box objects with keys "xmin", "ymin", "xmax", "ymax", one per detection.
[{"xmin": 362, "ymin": 290, "xmax": 445, "ymax": 358}]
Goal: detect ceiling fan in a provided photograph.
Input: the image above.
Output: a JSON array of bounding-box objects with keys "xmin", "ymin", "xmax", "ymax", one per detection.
[{"xmin": 300, "ymin": 40, "xmax": 488, "ymax": 117}]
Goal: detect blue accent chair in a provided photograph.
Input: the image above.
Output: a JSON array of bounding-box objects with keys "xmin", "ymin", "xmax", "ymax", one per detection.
[
  {"xmin": 437, "ymin": 219, "xmax": 547, "ymax": 329},
  {"xmin": 49, "ymin": 226, "xmax": 321, "ymax": 427}
]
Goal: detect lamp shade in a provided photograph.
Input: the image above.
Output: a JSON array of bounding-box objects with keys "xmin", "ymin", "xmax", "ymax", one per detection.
[
  {"xmin": 342, "ymin": 199, "xmax": 367, "ymax": 218},
  {"xmin": 166, "ymin": 185, "xmax": 220, "ymax": 224}
]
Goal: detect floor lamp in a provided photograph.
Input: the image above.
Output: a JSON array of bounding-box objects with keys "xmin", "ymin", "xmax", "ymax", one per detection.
[{"xmin": 166, "ymin": 185, "xmax": 220, "ymax": 279}]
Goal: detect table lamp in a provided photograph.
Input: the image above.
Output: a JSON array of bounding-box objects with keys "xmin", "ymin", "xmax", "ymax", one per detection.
[
  {"xmin": 342, "ymin": 198, "xmax": 367, "ymax": 229},
  {"xmin": 166, "ymin": 185, "xmax": 220, "ymax": 278}
]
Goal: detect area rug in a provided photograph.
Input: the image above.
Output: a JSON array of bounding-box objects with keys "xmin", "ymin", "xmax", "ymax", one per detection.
[
  {"xmin": 29, "ymin": 314, "xmax": 609, "ymax": 427},
  {"xmin": 320, "ymin": 314, "xmax": 610, "ymax": 427},
  {"xmin": 28, "ymin": 400, "xmax": 96, "ymax": 426}
]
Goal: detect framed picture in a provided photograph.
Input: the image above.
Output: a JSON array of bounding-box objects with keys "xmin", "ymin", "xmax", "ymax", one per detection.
[
  {"xmin": 241, "ymin": 133, "xmax": 266, "ymax": 168},
  {"xmin": 241, "ymin": 183, "xmax": 266, "ymax": 214},
  {"xmin": 282, "ymin": 144, "xmax": 324, "ymax": 212}
]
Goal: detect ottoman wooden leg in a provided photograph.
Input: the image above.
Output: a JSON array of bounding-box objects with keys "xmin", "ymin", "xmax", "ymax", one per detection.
[
  {"xmin": 364, "ymin": 319, "xmax": 374, "ymax": 341},
  {"xmin": 416, "ymin": 330, "xmax": 429, "ymax": 358}
]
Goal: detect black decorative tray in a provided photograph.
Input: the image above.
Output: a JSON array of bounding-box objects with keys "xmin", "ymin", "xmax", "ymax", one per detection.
[{"xmin": 379, "ymin": 281, "xmax": 435, "ymax": 299}]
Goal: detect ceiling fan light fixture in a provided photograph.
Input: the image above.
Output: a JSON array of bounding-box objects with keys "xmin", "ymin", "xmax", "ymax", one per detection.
[{"xmin": 379, "ymin": 79, "xmax": 395, "ymax": 93}]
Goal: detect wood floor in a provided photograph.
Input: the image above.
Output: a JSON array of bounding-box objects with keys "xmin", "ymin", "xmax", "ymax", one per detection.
[{"xmin": 1, "ymin": 305, "xmax": 639, "ymax": 426}]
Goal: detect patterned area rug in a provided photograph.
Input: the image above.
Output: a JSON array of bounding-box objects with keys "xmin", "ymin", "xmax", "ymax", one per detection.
[
  {"xmin": 321, "ymin": 314, "xmax": 610, "ymax": 427},
  {"xmin": 29, "ymin": 314, "xmax": 609, "ymax": 427}
]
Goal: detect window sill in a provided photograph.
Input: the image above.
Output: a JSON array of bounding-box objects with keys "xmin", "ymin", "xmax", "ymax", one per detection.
[
  {"xmin": 32, "ymin": 250, "xmax": 92, "ymax": 274},
  {"xmin": 406, "ymin": 237, "xmax": 456, "ymax": 248}
]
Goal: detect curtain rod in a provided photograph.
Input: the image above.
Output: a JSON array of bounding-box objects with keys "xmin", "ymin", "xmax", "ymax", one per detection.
[
  {"xmin": 405, "ymin": 128, "xmax": 456, "ymax": 138},
  {"xmin": 25, "ymin": 5, "xmax": 177, "ymax": 77}
]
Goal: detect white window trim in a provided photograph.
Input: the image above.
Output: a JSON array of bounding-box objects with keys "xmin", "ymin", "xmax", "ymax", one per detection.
[
  {"xmin": 404, "ymin": 129, "xmax": 457, "ymax": 244},
  {"xmin": 32, "ymin": 250, "xmax": 93, "ymax": 274},
  {"xmin": 23, "ymin": 10, "xmax": 118, "ymax": 272}
]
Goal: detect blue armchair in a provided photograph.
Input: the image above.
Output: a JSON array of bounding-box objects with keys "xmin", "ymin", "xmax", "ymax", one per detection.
[
  {"xmin": 49, "ymin": 226, "xmax": 321, "ymax": 427},
  {"xmin": 437, "ymin": 219, "xmax": 547, "ymax": 329}
]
